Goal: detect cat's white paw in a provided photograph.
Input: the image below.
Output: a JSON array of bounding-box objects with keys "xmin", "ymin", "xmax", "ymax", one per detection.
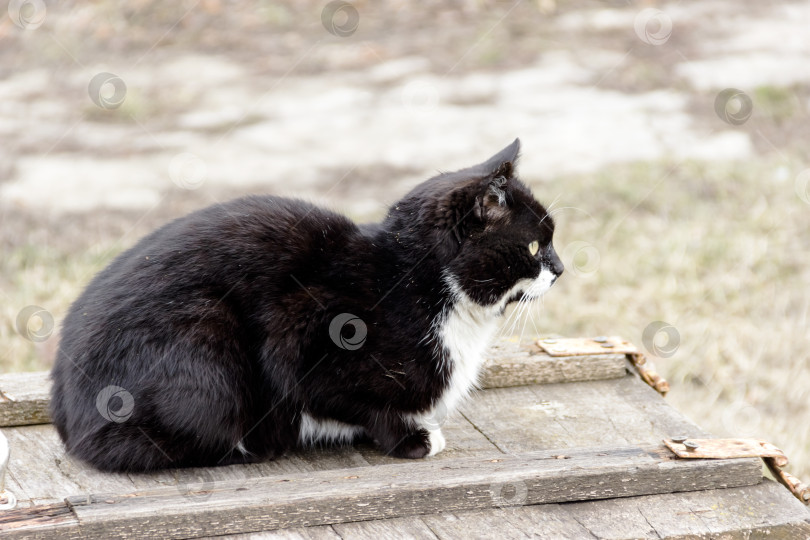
[{"xmin": 426, "ymin": 428, "xmax": 446, "ymax": 457}]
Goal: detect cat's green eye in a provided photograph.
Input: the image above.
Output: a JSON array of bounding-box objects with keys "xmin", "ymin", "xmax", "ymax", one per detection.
[{"xmin": 528, "ymin": 240, "xmax": 540, "ymax": 256}]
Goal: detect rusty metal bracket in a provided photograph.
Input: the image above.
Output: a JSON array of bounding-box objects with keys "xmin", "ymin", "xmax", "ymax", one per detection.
[
  {"xmin": 664, "ymin": 437, "xmax": 810, "ymax": 504},
  {"xmin": 537, "ymin": 336, "xmax": 639, "ymax": 356},
  {"xmin": 626, "ymin": 352, "xmax": 669, "ymax": 396},
  {"xmin": 537, "ymin": 337, "xmax": 669, "ymax": 396}
]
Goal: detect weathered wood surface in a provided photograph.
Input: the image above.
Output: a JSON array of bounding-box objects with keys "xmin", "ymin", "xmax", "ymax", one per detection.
[
  {"xmin": 1, "ymin": 424, "xmax": 386, "ymax": 507},
  {"xmin": 8, "ymin": 482, "xmax": 805, "ymax": 540},
  {"xmin": 3, "ymin": 371, "xmax": 792, "ymax": 539},
  {"xmin": 1, "ymin": 375, "xmax": 730, "ymax": 507},
  {"xmin": 0, "ymin": 445, "xmax": 762, "ymax": 539},
  {"xmin": 421, "ymin": 480, "xmax": 810, "ymax": 540},
  {"xmin": 0, "ymin": 371, "xmax": 50, "ymax": 427},
  {"xmin": 478, "ymin": 337, "xmax": 627, "ymax": 389},
  {"xmin": 459, "ymin": 374, "xmax": 708, "ymax": 454},
  {"xmin": 0, "ymin": 337, "xmax": 627, "ymax": 427},
  {"xmin": 213, "ymin": 481, "xmax": 810, "ymax": 540},
  {"xmin": 1, "ymin": 411, "xmax": 502, "ymax": 507}
]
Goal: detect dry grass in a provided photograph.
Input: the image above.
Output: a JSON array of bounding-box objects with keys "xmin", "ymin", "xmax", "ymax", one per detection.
[{"xmin": 517, "ymin": 156, "xmax": 810, "ymax": 479}]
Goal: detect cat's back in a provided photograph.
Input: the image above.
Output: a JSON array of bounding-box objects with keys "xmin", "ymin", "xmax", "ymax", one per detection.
[
  {"xmin": 125, "ymin": 195, "xmax": 355, "ymax": 270},
  {"xmin": 56, "ymin": 194, "xmax": 360, "ymax": 365},
  {"xmin": 77, "ymin": 195, "xmax": 355, "ymax": 299}
]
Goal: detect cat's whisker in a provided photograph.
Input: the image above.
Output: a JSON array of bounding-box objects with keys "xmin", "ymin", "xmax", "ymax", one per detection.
[
  {"xmin": 518, "ymin": 297, "xmax": 533, "ymax": 343},
  {"xmin": 503, "ymin": 297, "xmax": 527, "ymax": 338},
  {"xmin": 509, "ymin": 294, "xmax": 531, "ymax": 339},
  {"xmin": 518, "ymin": 294, "xmax": 533, "ymax": 324},
  {"xmin": 547, "ymin": 206, "xmax": 570, "ymax": 219},
  {"xmin": 498, "ymin": 304, "xmax": 521, "ymax": 337},
  {"xmin": 518, "ymin": 281, "xmax": 548, "ymax": 341},
  {"xmin": 548, "ymin": 205, "xmax": 590, "ymax": 219},
  {"xmin": 497, "ymin": 296, "xmax": 525, "ymax": 337},
  {"xmin": 544, "ymin": 193, "xmax": 563, "ymax": 214},
  {"xmin": 536, "ymin": 194, "xmax": 563, "ymax": 224},
  {"xmin": 527, "ymin": 299, "xmax": 546, "ymax": 338}
]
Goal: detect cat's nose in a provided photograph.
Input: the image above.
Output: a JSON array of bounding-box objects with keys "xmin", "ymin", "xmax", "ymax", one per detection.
[{"xmin": 548, "ymin": 247, "xmax": 564, "ymax": 277}]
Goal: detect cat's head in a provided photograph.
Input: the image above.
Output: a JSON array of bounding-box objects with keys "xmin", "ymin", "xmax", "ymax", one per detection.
[{"xmin": 385, "ymin": 139, "xmax": 564, "ymax": 311}]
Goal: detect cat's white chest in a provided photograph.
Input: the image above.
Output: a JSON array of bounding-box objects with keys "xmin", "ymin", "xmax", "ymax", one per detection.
[
  {"xmin": 428, "ymin": 273, "xmax": 505, "ymax": 419},
  {"xmin": 436, "ymin": 296, "xmax": 498, "ymax": 413},
  {"xmin": 406, "ymin": 286, "xmax": 498, "ymax": 457}
]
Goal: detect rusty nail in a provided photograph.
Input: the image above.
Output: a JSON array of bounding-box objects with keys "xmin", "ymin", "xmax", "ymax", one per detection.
[
  {"xmin": 593, "ymin": 336, "xmax": 608, "ymax": 343},
  {"xmin": 671, "ymin": 436, "xmax": 688, "ymax": 444},
  {"xmin": 683, "ymin": 440, "xmax": 700, "ymax": 451},
  {"xmin": 600, "ymin": 343, "xmax": 614, "ymax": 348}
]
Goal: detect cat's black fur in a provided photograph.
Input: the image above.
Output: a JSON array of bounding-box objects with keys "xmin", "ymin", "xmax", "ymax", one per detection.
[{"xmin": 50, "ymin": 139, "xmax": 564, "ymax": 472}]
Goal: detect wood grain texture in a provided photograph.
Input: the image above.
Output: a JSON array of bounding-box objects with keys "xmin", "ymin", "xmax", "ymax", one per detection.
[
  {"xmin": 421, "ymin": 480, "xmax": 810, "ymax": 540},
  {"xmin": 332, "ymin": 517, "xmax": 440, "ymax": 539},
  {"xmin": 0, "ymin": 337, "xmax": 627, "ymax": 427},
  {"xmin": 1, "ymin": 445, "xmax": 762, "ymax": 539},
  {"xmin": 0, "ymin": 502, "xmax": 78, "ymax": 540},
  {"xmin": 214, "ymin": 528, "xmax": 343, "ymax": 540},
  {"xmin": 3, "ymin": 372, "xmax": 793, "ymax": 539},
  {"xmin": 0, "ymin": 372, "xmax": 50, "ymax": 427},
  {"xmin": 459, "ymin": 375, "xmax": 707, "ymax": 454},
  {"xmin": 8, "ymin": 482, "xmax": 806, "ymax": 540},
  {"xmin": 480, "ymin": 338, "xmax": 626, "ymax": 389},
  {"xmin": 1, "ymin": 424, "xmax": 374, "ymax": 507},
  {"xmin": 3, "ymin": 375, "xmax": 735, "ymax": 509}
]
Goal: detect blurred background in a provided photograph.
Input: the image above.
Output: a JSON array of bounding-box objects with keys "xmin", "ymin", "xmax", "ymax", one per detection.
[{"xmin": 1, "ymin": 1, "xmax": 808, "ymax": 477}]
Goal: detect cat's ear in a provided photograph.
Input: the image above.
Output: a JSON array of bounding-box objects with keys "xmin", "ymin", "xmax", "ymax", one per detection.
[
  {"xmin": 477, "ymin": 138, "xmax": 520, "ymax": 178},
  {"xmin": 470, "ymin": 139, "xmax": 520, "ymax": 222},
  {"xmin": 473, "ymin": 175, "xmax": 509, "ymax": 222}
]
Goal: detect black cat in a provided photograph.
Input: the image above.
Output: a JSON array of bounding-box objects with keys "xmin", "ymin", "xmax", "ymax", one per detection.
[{"xmin": 50, "ymin": 139, "xmax": 564, "ymax": 472}]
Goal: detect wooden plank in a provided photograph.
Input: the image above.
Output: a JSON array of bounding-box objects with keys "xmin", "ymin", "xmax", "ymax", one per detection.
[
  {"xmin": 332, "ymin": 517, "xmax": 439, "ymax": 539},
  {"xmin": 205, "ymin": 526, "xmax": 343, "ymax": 539},
  {"xmin": 421, "ymin": 481, "xmax": 810, "ymax": 539},
  {"xmin": 130, "ymin": 441, "xmax": 371, "ymax": 496},
  {"xmin": 2, "ymin": 471, "xmax": 30, "ymax": 509},
  {"xmin": 424, "ymin": 505, "xmax": 590, "ymax": 539},
  {"xmin": 1, "ymin": 424, "xmax": 351, "ymax": 505},
  {"xmin": 0, "ymin": 502, "xmax": 79, "ymax": 540},
  {"xmin": 0, "ymin": 445, "xmax": 762, "ymax": 539},
  {"xmin": 480, "ymin": 337, "xmax": 626, "ymax": 389},
  {"xmin": 2, "ymin": 426, "xmax": 83, "ymax": 506},
  {"xmin": 0, "ymin": 372, "xmax": 50, "ymax": 427},
  {"xmin": 459, "ymin": 375, "xmax": 707, "ymax": 454},
  {"xmin": 295, "ymin": 445, "xmax": 371, "ymax": 472},
  {"xmin": 125, "ymin": 445, "xmax": 362, "ymax": 496},
  {"xmin": 1, "ymin": 425, "xmax": 137, "ymax": 506},
  {"xmin": 0, "ymin": 338, "xmax": 627, "ymax": 427},
  {"xmin": 9, "ymin": 482, "xmax": 805, "ymax": 540},
  {"xmin": 3, "ymin": 375, "xmax": 722, "ymax": 507}
]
